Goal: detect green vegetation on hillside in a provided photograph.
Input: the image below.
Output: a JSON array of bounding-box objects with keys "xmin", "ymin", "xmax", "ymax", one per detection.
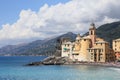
[{"xmin": 96, "ymin": 21, "xmax": 120, "ymax": 47}]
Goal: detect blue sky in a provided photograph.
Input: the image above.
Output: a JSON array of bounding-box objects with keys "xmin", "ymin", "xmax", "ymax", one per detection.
[
  {"xmin": 0, "ymin": 0, "xmax": 120, "ymax": 47},
  {"xmin": 0, "ymin": 0, "xmax": 70, "ymax": 27}
]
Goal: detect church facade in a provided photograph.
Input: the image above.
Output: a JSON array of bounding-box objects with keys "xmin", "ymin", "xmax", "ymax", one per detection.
[{"xmin": 61, "ymin": 23, "xmax": 115, "ymax": 62}]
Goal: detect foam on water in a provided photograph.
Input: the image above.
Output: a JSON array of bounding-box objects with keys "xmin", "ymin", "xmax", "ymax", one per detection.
[{"xmin": 109, "ymin": 68, "xmax": 120, "ymax": 72}]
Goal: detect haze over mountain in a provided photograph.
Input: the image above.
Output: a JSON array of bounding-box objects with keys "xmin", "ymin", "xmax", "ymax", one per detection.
[
  {"xmin": 0, "ymin": 32, "xmax": 76, "ymax": 55},
  {"xmin": 0, "ymin": 21, "xmax": 120, "ymax": 55}
]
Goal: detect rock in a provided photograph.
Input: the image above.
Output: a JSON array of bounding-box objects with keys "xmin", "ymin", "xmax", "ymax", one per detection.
[
  {"xmin": 25, "ymin": 61, "xmax": 42, "ymax": 66},
  {"xmin": 26, "ymin": 56, "xmax": 73, "ymax": 66},
  {"xmin": 26, "ymin": 56, "xmax": 120, "ymax": 68},
  {"xmin": 42, "ymin": 56, "xmax": 65, "ymax": 65}
]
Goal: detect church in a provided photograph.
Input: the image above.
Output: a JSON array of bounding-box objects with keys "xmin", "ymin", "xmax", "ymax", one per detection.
[{"xmin": 61, "ymin": 23, "xmax": 115, "ymax": 62}]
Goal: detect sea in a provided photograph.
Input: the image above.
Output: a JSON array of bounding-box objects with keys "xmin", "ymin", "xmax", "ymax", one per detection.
[{"xmin": 0, "ymin": 56, "xmax": 120, "ymax": 80}]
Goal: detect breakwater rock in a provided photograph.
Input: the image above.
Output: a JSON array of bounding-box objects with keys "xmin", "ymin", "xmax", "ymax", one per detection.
[
  {"xmin": 26, "ymin": 56, "xmax": 120, "ymax": 68},
  {"xmin": 26, "ymin": 56, "xmax": 73, "ymax": 66}
]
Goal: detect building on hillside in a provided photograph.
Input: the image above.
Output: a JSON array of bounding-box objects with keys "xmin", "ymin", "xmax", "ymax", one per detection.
[
  {"xmin": 113, "ymin": 38, "xmax": 120, "ymax": 61},
  {"xmin": 61, "ymin": 23, "xmax": 115, "ymax": 62}
]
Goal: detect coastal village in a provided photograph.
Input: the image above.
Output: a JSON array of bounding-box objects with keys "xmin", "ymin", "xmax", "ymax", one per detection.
[
  {"xmin": 61, "ymin": 23, "xmax": 120, "ymax": 63},
  {"xmin": 1, "ymin": 1, "xmax": 120, "ymax": 80},
  {"xmin": 27, "ymin": 23, "xmax": 120, "ymax": 68}
]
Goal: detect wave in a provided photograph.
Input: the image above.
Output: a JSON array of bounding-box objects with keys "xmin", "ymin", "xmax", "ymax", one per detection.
[{"xmin": 109, "ymin": 68, "xmax": 120, "ymax": 72}]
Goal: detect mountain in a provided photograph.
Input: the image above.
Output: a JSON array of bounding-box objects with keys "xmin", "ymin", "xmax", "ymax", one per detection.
[
  {"xmin": 0, "ymin": 21, "xmax": 120, "ymax": 56},
  {"xmin": 84, "ymin": 21, "xmax": 120, "ymax": 47},
  {"xmin": 96, "ymin": 21, "xmax": 120, "ymax": 43},
  {"xmin": 0, "ymin": 32, "xmax": 77, "ymax": 56},
  {"xmin": 0, "ymin": 40, "xmax": 43, "ymax": 55}
]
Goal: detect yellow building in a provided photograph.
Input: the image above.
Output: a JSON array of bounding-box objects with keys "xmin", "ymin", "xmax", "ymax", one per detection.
[
  {"xmin": 88, "ymin": 41, "xmax": 115, "ymax": 62},
  {"xmin": 72, "ymin": 34, "xmax": 91, "ymax": 61},
  {"xmin": 87, "ymin": 23, "xmax": 114, "ymax": 62},
  {"xmin": 113, "ymin": 38, "xmax": 120, "ymax": 61},
  {"xmin": 61, "ymin": 23, "xmax": 115, "ymax": 62}
]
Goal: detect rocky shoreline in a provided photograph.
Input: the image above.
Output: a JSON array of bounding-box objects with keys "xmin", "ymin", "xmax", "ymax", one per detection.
[
  {"xmin": 26, "ymin": 56, "xmax": 120, "ymax": 68},
  {"xmin": 26, "ymin": 56, "xmax": 72, "ymax": 66}
]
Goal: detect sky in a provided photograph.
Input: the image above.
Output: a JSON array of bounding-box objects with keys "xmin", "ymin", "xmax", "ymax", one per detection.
[{"xmin": 0, "ymin": 0, "xmax": 120, "ymax": 47}]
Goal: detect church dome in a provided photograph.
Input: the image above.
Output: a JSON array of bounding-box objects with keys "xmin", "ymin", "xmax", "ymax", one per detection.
[{"xmin": 76, "ymin": 34, "xmax": 81, "ymax": 40}]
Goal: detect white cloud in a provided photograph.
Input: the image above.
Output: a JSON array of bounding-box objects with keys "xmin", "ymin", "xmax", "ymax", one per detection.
[
  {"xmin": 102, "ymin": 16, "xmax": 120, "ymax": 24},
  {"xmin": 0, "ymin": 0, "xmax": 120, "ymax": 47}
]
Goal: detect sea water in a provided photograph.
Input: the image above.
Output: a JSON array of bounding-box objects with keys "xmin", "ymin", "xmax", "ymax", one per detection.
[{"xmin": 0, "ymin": 56, "xmax": 120, "ymax": 80}]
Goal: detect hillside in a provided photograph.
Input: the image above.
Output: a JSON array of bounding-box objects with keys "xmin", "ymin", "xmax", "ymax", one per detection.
[
  {"xmin": 0, "ymin": 32, "xmax": 77, "ymax": 56},
  {"xmin": 96, "ymin": 21, "xmax": 120, "ymax": 45},
  {"xmin": 83, "ymin": 21, "xmax": 120, "ymax": 47}
]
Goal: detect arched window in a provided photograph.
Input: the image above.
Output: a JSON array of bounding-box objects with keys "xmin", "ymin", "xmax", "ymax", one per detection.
[{"xmin": 91, "ymin": 31, "xmax": 93, "ymax": 35}]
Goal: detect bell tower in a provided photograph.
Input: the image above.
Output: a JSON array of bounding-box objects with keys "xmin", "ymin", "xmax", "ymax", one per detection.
[{"xmin": 89, "ymin": 23, "xmax": 96, "ymax": 47}]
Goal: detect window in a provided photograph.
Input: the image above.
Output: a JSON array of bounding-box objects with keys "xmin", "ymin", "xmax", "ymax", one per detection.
[
  {"xmin": 65, "ymin": 44, "xmax": 66, "ymax": 46},
  {"xmin": 99, "ymin": 50, "xmax": 101, "ymax": 52},
  {"xmin": 98, "ymin": 56, "xmax": 100, "ymax": 61},
  {"xmin": 91, "ymin": 53, "xmax": 93, "ymax": 55},
  {"xmin": 68, "ymin": 44, "xmax": 69, "ymax": 47},
  {"xmin": 91, "ymin": 31, "xmax": 93, "ymax": 35},
  {"xmin": 63, "ymin": 48, "xmax": 67, "ymax": 51},
  {"xmin": 91, "ymin": 57, "xmax": 93, "ymax": 60},
  {"xmin": 91, "ymin": 50, "xmax": 93, "ymax": 52}
]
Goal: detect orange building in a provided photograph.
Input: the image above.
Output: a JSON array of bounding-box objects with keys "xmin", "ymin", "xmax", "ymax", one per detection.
[{"xmin": 113, "ymin": 39, "xmax": 120, "ymax": 61}]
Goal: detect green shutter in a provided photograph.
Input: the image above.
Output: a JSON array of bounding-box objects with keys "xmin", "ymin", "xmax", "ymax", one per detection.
[{"xmin": 64, "ymin": 48, "xmax": 67, "ymax": 51}]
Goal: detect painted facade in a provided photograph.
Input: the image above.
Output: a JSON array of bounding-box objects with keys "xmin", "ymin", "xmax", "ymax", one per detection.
[
  {"xmin": 61, "ymin": 23, "xmax": 115, "ymax": 62},
  {"xmin": 113, "ymin": 38, "xmax": 120, "ymax": 61},
  {"xmin": 88, "ymin": 41, "xmax": 115, "ymax": 62}
]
